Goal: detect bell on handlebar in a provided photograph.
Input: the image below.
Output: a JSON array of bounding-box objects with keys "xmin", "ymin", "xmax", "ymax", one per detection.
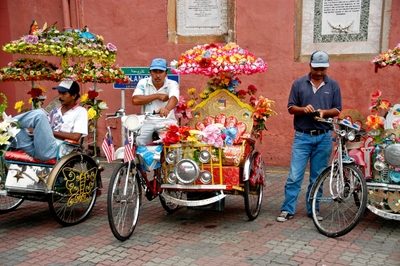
[{"xmin": 123, "ymin": 115, "xmax": 144, "ymax": 131}]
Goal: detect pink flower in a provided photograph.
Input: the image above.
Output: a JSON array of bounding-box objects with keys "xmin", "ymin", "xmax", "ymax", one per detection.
[{"xmin": 106, "ymin": 43, "xmax": 117, "ymax": 52}]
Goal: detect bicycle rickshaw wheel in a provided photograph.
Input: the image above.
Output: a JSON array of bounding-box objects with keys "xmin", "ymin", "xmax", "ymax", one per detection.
[
  {"xmin": 0, "ymin": 194, "xmax": 24, "ymax": 213},
  {"xmin": 244, "ymin": 152, "xmax": 264, "ymax": 220},
  {"xmin": 48, "ymin": 154, "xmax": 99, "ymax": 226},
  {"xmin": 0, "ymin": 165, "xmax": 24, "ymax": 213},
  {"xmin": 310, "ymin": 164, "xmax": 367, "ymax": 237},
  {"xmin": 107, "ymin": 162, "xmax": 141, "ymax": 241},
  {"xmin": 156, "ymin": 165, "xmax": 182, "ymax": 213}
]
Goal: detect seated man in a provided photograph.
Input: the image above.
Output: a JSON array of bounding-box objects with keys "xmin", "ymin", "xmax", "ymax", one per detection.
[
  {"xmin": 13, "ymin": 80, "xmax": 88, "ymax": 161},
  {"xmin": 131, "ymin": 58, "xmax": 179, "ymax": 145}
]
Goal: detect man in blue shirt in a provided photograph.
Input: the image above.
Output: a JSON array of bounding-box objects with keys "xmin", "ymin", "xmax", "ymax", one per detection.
[{"xmin": 277, "ymin": 51, "xmax": 342, "ymax": 222}]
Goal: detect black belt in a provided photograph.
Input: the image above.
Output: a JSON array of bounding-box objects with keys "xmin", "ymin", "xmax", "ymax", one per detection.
[{"xmin": 298, "ymin": 129, "xmax": 329, "ymax": 136}]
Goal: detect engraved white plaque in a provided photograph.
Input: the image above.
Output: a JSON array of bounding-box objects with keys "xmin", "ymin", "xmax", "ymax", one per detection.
[
  {"xmin": 321, "ymin": 0, "xmax": 361, "ymax": 34},
  {"xmin": 177, "ymin": 0, "xmax": 228, "ymax": 36}
]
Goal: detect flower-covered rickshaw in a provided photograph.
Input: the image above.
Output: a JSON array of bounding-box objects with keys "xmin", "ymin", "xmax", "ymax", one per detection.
[
  {"xmin": 0, "ymin": 21, "xmax": 129, "ymax": 225},
  {"xmin": 333, "ymin": 43, "xmax": 400, "ymax": 224},
  {"xmin": 159, "ymin": 43, "xmax": 274, "ymax": 219},
  {"xmin": 106, "ymin": 43, "xmax": 275, "ymax": 240}
]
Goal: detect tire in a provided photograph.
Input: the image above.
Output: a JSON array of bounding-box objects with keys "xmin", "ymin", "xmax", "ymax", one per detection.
[
  {"xmin": 310, "ymin": 164, "xmax": 367, "ymax": 237},
  {"xmin": 244, "ymin": 152, "xmax": 264, "ymax": 220},
  {"xmin": 107, "ymin": 162, "xmax": 141, "ymax": 241},
  {"xmin": 0, "ymin": 165, "xmax": 24, "ymax": 213},
  {"xmin": 48, "ymin": 154, "xmax": 99, "ymax": 226},
  {"xmin": 0, "ymin": 194, "xmax": 24, "ymax": 213},
  {"xmin": 155, "ymin": 165, "xmax": 181, "ymax": 213},
  {"xmin": 160, "ymin": 190, "xmax": 182, "ymax": 213}
]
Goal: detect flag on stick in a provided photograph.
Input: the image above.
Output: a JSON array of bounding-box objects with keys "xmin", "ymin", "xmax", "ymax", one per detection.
[
  {"xmin": 124, "ymin": 127, "xmax": 135, "ymax": 163},
  {"xmin": 102, "ymin": 127, "xmax": 115, "ymax": 163}
]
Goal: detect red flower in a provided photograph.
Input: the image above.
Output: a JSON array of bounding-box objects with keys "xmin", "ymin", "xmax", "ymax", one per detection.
[
  {"xmin": 28, "ymin": 87, "xmax": 43, "ymax": 98},
  {"xmin": 247, "ymin": 85, "xmax": 258, "ymax": 95},
  {"xmin": 237, "ymin": 89, "xmax": 247, "ymax": 99},
  {"xmin": 88, "ymin": 90, "xmax": 99, "ymax": 100},
  {"xmin": 199, "ymin": 58, "xmax": 211, "ymax": 68}
]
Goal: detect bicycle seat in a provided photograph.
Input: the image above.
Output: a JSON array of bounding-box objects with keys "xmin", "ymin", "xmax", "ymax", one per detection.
[{"xmin": 4, "ymin": 150, "xmax": 57, "ymax": 165}]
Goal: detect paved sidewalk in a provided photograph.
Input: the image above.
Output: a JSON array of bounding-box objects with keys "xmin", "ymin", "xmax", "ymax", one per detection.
[{"xmin": 0, "ymin": 162, "xmax": 399, "ymax": 266}]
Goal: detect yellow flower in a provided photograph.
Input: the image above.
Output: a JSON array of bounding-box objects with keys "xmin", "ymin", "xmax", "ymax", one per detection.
[
  {"xmin": 0, "ymin": 133, "xmax": 11, "ymax": 145},
  {"xmin": 186, "ymin": 136, "xmax": 199, "ymax": 142},
  {"xmin": 87, "ymin": 107, "xmax": 97, "ymax": 120},
  {"xmin": 188, "ymin": 88, "xmax": 196, "ymax": 95},
  {"xmin": 81, "ymin": 93, "xmax": 89, "ymax": 102},
  {"xmin": 28, "ymin": 98, "xmax": 32, "ymax": 104},
  {"xmin": 187, "ymin": 99, "xmax": 195, "ymax": 108},
  {"xmin": 199, "ymin": 93, "xmax": 208, "ymax": 99},
  {"xmin": 14, "ymin": 101, "xmax": 25, "ymax": 113}
]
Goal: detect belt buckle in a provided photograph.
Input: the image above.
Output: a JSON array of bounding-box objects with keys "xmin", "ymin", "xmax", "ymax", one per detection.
[{"xmin": 309, "ymin": 130, "xmax": 317, "ymax": 136}]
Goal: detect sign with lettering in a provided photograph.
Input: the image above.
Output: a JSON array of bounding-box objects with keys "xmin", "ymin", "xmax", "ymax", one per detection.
[{"xmin": 113, "ymin": 67, "xmax": 179, "ymax": 89}]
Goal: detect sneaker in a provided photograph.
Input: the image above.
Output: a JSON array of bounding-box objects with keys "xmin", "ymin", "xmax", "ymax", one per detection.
[
  {"xmin": 276, "ymin": 211, "xmax": 293, "ymax": 222},
  {"xmin": 308, "ymin": 212, "xmax": 323, "ymax": 221}
]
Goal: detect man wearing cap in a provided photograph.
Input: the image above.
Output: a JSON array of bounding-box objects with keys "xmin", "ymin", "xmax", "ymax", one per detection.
[
  {"xmin": 13, "ymin": 80, "xmax": 88, "ymax": 161},
  {"xmin": 132, "ymin": 58, "xmax": 179, "ymax": 145},
  {"xmin": 276, "ymin": 51, "xmax": 342, "ymax": 222}
]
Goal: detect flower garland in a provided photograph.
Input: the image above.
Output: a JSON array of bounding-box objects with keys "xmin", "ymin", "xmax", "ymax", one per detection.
[
  {"xmin": 0, "ymin": 58, "xmax": 130, "ymax": 84},
  {"xmin": 170, "ymin": 43, "xmax": 267, "ymax": 76},
  {"xmin": 2, "ymin": 24, "xmax": 117, "ymax": 63},
  {"xmin": 371, "ymin": 43, "xmax": 400, "ymax": 71},
  {"xmin": 63, "ymin": 58, "xmax": 131, "ymax": 84},
  {"xmin": 0, "ymin": 58, "xmax": 63, "ymax": 82}
]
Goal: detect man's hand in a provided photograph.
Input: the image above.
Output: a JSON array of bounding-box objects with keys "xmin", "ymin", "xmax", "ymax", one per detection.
[
  {"xmin": 158, "ymin": 107, "xmax": 171, "ymax": 117},
  {"xmin": 303, "ymin": 104, "xmax": 316, "ymax": 114}
]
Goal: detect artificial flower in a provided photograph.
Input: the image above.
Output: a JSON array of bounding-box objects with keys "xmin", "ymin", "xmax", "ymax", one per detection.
[
  {"xmin": 2, "ymin": 24, "xmax": 117, "ymax": 62},
  {"xmin": 174, "ymin": 95, "xmax": 192, "ymax": 121},
  {"xmin": 0, "ymin": 58, "xmax": 63, "ymax": 82},
  {"xmin": 366, "ymin": 114, "xmax": 384, "ymax": 130},
  {"xmin": 62, "ymin": 58, "xmax": 130, "ymax": 84},
  {"xmin": 0, "ymin": 93, "xmax": 7, "ymax": 115},
  {"xmin": 170, "ymin": 43, "xmax": 267, "ymax": 76},
  {"xmin": 0, "ymin": 112, "xmax": 20, "ymax": 156},
  {"xmin": 87, "ymin": 108, "xmax": 97, "ymax": 120},
  {"xmin": 160, "ymin": 124, "xmax": 182, "ymax": 146},
  {"xmin": 371, "ymin": 43, "xmax": 400, "ymax": 71},
  {"xmin": 202, "ymin": 124, "xmax": 224, "ymax": 148},
  {"xmin": 14, "ymin": 101, "xmax": 25, "ymax": 113},
  {"xmin": 81, "ymin": 86, "xmax": 108, "ymax": 121}
]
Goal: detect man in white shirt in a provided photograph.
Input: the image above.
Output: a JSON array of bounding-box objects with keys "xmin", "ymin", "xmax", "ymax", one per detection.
[
  {"xmin": 14, "ymin": 80, "xmax": 88, "ymax": 161},
  {"xmin": 132, "ymin": 58, "xmax": 179, "ymax": 145}
]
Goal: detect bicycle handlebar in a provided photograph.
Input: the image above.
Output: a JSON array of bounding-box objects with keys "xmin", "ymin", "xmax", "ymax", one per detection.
[{"xmin": 315, "ymin": 116, "xmax": 361, "ymax": 131}]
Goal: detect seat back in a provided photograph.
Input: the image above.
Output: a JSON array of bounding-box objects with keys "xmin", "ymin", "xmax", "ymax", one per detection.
[{"xmin": 189, "ymin": 90, "xmax": 254, "ymax": 144}]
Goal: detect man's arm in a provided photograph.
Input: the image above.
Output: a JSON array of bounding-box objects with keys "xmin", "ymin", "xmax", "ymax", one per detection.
[
  {"xmin": 53, "ymin": 131, "xmax": 82, "ymax": 142},
  {"xmin": 158, "ymin": 96, "xmax": 178, "ymax": 117},
  {"xmin": 131, "ymin": 94, "xmax": 169, "ymax": 105}
]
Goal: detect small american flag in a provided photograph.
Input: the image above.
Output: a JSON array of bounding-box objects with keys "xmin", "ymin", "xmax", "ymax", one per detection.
[
  {"xmin": 102, "ymin": 127, "xmax": 115, "ymax": 163},
  {"xmin": 124, "ymin": 128, "xmax": 135, "ymax": 163}
]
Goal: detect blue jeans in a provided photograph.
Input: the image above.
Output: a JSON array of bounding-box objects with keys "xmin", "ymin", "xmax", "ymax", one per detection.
[
  {"xmin": 13, "ymin": 110, "xmax": 58, "ymax": 161},
  {"xmin": 280, "ymin": 130, "xmax": 333, "ymax": 215}
]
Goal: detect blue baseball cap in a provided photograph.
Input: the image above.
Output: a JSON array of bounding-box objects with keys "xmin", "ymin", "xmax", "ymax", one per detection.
[
  {"xmin": 149, "ymin": 58, "xmax": 167, "ymax": 71},
  {"xmin": 310, "ymin": 51, "xmax": 329, "ymax": 68}
]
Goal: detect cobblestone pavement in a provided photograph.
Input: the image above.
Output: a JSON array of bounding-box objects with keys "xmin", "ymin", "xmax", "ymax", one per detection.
[{"xmin": 0, "ymin": 162, "xmax": 399, "ymax": 266}]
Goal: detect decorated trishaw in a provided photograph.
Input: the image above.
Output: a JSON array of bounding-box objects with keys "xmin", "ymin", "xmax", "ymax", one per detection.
[
  {"xmin": 107, "ymin": 43, "xmax": 275, "ymax": 240},
  {"xmin": 308, "ymin": 43, "xmax": 400, "ymax": 237},
  {"xmin": 0, "ymin": 21, "xmax": 129, "ymax": 225}
]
